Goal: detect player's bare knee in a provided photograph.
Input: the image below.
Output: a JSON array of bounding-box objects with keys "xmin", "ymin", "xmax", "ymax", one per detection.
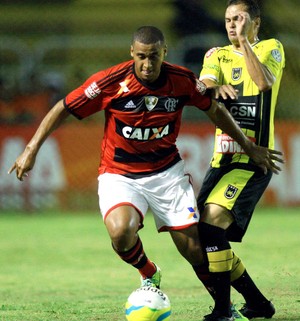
[{"xmin": 108, "ymin": 223, "xmax": 138, "ymax": 249}]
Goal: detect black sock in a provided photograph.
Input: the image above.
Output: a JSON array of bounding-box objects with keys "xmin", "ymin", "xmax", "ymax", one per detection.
[
  {"xmin": 231, "ymin": 269, "xmax": 269, "ymax": 308},
  {"xmin": 212, "ymin": 271, "xmax": 231, "ymax": 316},
  {"xmin": 192, "ymin": 264, "xmax": 216, "ymax": 300},
  {"xmin": 199, "ymin": 222, "xmax": 233, "ymax": 317}
]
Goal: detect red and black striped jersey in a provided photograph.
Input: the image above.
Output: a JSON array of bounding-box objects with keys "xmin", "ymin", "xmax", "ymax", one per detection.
[{"xmin": 64, "ymin": 60, "xmax": 211, "ymax": 176}]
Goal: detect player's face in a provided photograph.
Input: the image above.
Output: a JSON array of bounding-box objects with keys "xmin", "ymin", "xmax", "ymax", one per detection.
[
  {"xmin": 225, "ymin": 4, "xmax": 260, "ymax": 47},
  {"xmin": 131, "ymin": 41, "xmax": 167, "ymax": 83}
]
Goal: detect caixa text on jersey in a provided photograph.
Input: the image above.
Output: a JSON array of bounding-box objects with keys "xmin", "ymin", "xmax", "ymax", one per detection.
[{"xmin": 122, "ymin": 124, "xmax": 172, "ymax": 141}]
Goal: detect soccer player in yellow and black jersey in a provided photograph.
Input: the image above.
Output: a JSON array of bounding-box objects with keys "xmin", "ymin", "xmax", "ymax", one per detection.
[{"xmin": 195, "ymin": 1, "xmax": 285, "ymax": 321}]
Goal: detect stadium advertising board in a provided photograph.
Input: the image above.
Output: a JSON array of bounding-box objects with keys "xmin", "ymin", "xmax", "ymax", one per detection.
[{"xmin": 0, "ymin": 122, "xmax": 299, "ymax": 210}]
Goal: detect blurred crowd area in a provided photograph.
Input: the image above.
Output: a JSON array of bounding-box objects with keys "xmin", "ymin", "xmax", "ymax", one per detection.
[{"xmin": 0, "ymin": 0, "xmax": 300, "ymax": 124}]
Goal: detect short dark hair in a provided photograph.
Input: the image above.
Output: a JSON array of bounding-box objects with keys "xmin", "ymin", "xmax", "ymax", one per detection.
[
  {"xmin": 227, "ymin": 0, "xmax": 260, "ymax": 19},
  {"xmin": 132, "ymin": 26, "xmax": 165, "ymax": 45}
]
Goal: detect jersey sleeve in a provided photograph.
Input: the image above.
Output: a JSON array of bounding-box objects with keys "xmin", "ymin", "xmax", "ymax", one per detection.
[
  {"xmin": 188, "ymin": 78, "xmax": 212, "ymax": 111},
  {"xmin": 258, "ymin": 39, "xmax": 285, "ymax": 79},
  {"xmin": 64, "ymin": 71, "xmax": 107, "ymax": 119},
  {"xmin": 199, "ymin": 47, "xmax": 220, "ymax": 83}
]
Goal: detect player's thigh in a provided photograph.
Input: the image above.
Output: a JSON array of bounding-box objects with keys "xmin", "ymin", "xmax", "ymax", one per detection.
[
  {"xmin": 98, "ymin": 173, "xmax": 148, "ymax": 222},
  {"xmin": 200, "ymin": 203, "xmax": 234, "ymax": 229},
  {"xmin": 143, "ymin": 161, "xmax": 199, "ymax": 231}
]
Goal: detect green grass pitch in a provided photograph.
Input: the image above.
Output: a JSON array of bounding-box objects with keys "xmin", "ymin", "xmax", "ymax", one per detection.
[{"xmin": 0, "ymin": 207, "xmax": 299, "ymax": 320}]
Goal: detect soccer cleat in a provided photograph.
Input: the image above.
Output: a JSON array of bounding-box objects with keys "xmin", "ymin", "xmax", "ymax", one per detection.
[
  {"xmin": 140, "ymin": 263, "xmax": 161, "ymax": 288},
  {"xmin": 231, "ymin": 304, "xmax": 249, "ymax": 320},
  {"xmin": 203, "ymin": 310, "xmax": 234, "ymax": 321},
  {"xmin": 239, "ymin": 301, "xmax": 275, "ymax": 319}
]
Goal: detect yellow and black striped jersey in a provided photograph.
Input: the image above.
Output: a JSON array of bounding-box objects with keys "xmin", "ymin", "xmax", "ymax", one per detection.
[{"xmin": 200, "ymin": 38, "xmax": 285, "ymax": 167}]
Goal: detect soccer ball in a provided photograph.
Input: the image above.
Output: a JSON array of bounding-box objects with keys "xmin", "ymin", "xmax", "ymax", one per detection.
[{"xmin": 125, "ymin": 286, "xmax": 171, "ymax": 321}]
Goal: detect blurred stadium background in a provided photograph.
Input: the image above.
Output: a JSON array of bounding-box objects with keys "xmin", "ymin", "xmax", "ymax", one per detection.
[{"xmin": 1, "ymin": 0, "xmax": 300, "ymax": 212}]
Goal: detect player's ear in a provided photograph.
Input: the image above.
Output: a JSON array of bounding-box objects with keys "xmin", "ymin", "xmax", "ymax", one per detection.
[
  {"xmin": 164, "ymin": 45, "xmax": 168, "ymax": 57},
  {"xmin": 130, "ymin": 45, "xmax": 134, "ymax": 58},
  {"xmin": 254, "ymin": 17, "xmax": 261, "ymax": 32}
]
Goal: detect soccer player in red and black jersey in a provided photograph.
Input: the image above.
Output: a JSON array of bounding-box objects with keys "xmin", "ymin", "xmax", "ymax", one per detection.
[{"xmin": 9, "ymin": 26, "xmax": 283, "ymax": 317}]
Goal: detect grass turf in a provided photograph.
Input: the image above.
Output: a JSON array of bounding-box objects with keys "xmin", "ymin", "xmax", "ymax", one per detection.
[{"xmin": 0, "ymin": 207, "xmax": 299, "ymax": 320}]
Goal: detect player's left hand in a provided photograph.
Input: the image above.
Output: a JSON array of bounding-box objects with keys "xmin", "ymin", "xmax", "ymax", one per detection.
[
  {"xmin": 246, "ymin": 143, "xmax": 284, "ymax": 175},
  {"xmin": 213, "ymin": 85, "xmax": 239, "ymax": 100}
]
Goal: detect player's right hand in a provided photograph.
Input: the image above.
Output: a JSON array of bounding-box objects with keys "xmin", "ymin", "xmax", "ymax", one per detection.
[
  {"xmin": 8, "ymin": 147, "xmax": 37, "ymax": 181},
  {"xmin": 236, "ymin": 12, "xmax": 252, "ymax": 39}
]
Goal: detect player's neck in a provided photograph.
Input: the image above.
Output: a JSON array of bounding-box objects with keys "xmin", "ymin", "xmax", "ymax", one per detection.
[{"xmin": 232, "ymin": 37, "xmax": 260, "ymax": 51}]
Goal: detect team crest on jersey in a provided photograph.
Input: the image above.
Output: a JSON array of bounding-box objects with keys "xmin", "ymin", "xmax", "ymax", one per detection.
[
  {"xmin": 232, "ymin": 68, "xmax": 242, "ymax": 81},
  {"xmin": 164, "ymin": 98, "xmax": 178, "ymax": 112},
  {"xmin": 224, "ymin": 184, "xmax": 238, "ymax": 199},
  {"xmin": 145, "ymin": 96, "xmax": 158, "ymax": 111}
]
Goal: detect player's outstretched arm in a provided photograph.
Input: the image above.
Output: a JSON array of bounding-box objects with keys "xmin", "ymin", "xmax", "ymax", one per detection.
[
  {"xmin": 8, "ymin": 99, "xmax": 70, "ymax": 181},
  {"xmin": 201, "ymin": 78, "xmax": 238, "ymax": 100},
  {"xmin": 205, "ymin": 100, "xmax": 284, "ymax": 174}
]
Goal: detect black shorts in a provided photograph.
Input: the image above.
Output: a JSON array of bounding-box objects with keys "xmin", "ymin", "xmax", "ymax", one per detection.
[{"xmin": 197, "ymin": 164, "xmax": 272, "ymax": 242}]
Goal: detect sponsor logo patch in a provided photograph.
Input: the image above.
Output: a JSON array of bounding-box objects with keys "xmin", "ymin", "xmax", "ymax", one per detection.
[
  {"xmin": 124, "ymin": 100, "xmax": 136, "ymax": 108},
  {"xmin": 196, "ymin": 79, "xmax": 207, "ymax": 95},
  {"xmin": 187, "ymin": 207, "xmax": 198, "ymax": 219},
  {"xmin": 116, "ymin": 119, "xmax": 175, "ymax": 141},
  {"xmin": 206, "ymin": 246, "xmax": 218, "ymax": 252},
  {"xmin": 84, "ymin": 82, "xmax": 101, "ymax": 99},
  {"xmin": 118, "ymin": 80, "xmax": 130, "ymax": 94},
  {"xmin": 271, "ymin": 49, "xmax": 282, "ymax": 62},
  {"xmin": 205, "ymin": 47, "xmax": 219, "ymax": 58},
  {"xmin": 122, "ymin": 124, "xmax": 170, "ymax": 141},
  {"xmin": 216, "ymin": 134, "xmax": 256, "ymax": 154}
]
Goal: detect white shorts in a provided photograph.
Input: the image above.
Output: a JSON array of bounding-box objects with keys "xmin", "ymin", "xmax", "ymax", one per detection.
[{"xmin": 97, "ymin": 160, "xmax": 199, "ymax": 232}]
